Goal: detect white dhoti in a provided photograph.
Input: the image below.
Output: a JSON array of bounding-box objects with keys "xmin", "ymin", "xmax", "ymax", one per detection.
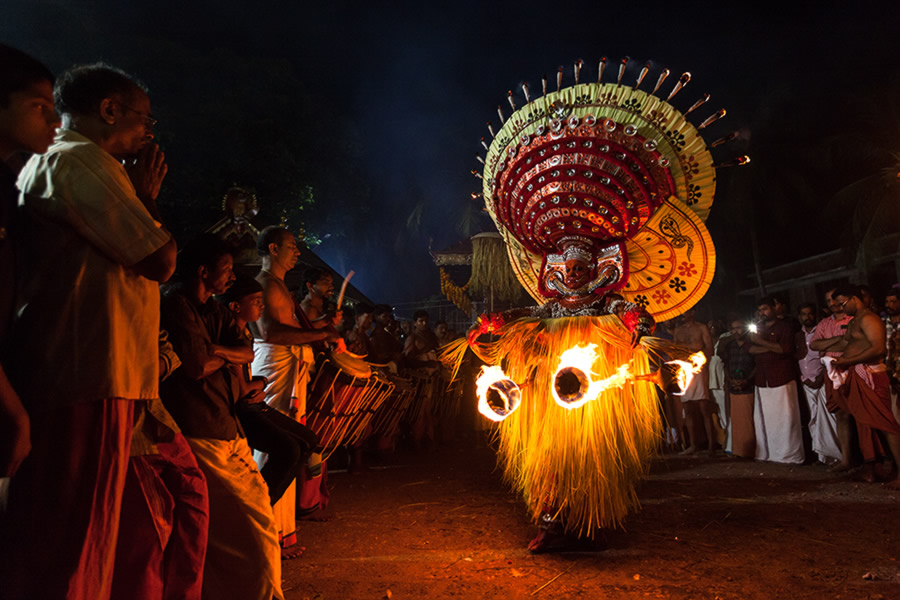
[
  {"xmin": 754, "ymin": 382, "xmax": 804, "ymax": 464},
  {"xmin": 711, "ymin": 388, "xmax": 731, "ymax": 452},
  {"xmin": 251, "ymin": 342, "xmax": 314, "ymax": 546},
  {"xmin": 188, "ymin": 437, "xmax": 283, "ymax": 600},
  {"xmin": 802, "ymin": 383, "xmax": 841, "ymax": 464},
  {"xmin": 681, "ymin": 366, "xmax": 710, "ymax": 402}
]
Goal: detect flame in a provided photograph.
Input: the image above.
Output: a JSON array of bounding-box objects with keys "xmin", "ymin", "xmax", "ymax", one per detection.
[
  {"xmin": 665, "ymin": 352, "xmax": 707, "ymax": 395},
  {"xmin": 475, "ymin": 365, "xmax": 521, "ymax": 422},
  {"xmin": 552, "ymin": 344, "xmax": 635, "ymax": 410}
]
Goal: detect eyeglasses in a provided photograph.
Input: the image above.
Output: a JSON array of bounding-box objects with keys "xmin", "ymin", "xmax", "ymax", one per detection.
[{"xmin": 119, "ymin": 103, "xmax": 158, "ymax": 128}]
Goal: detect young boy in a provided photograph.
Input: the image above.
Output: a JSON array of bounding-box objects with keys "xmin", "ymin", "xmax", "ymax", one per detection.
[{"xmin": 218, "ymin": 275, "xmax": 319, "ymax": 558}]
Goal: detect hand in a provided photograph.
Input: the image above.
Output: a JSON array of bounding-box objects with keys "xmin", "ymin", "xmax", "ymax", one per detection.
[
  {"xmin": 332, "ymin": 338, "xmax": 347, "ymax": 354},
  {"xmin": 332, "ymin": 310, "xmax": 343, "ymax": 327},
  {"xmin": 832, "ymin": 358, "xmax": 850, "ymax": 370},
  {"xmin": 126, "ymin": 143, "xmax": 168, "ymax": 204}
]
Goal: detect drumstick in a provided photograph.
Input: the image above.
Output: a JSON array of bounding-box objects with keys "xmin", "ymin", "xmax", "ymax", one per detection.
[{"xmin": 336, "ymin": 270, "xmax": 355, "ymax": 309}]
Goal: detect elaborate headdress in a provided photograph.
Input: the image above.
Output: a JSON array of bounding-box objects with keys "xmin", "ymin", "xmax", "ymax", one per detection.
[{"xmin": 476, "ymin": 58, "xmax": 748, "ymax": 320}]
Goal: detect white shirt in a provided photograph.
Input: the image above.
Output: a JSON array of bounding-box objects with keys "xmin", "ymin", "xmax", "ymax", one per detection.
[{"xmin": 15, "ymin": 129, "xmax": 170, "ymax": 406}]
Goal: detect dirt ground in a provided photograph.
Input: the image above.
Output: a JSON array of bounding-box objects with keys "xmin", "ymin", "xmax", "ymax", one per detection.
[{"xmin": 283, "ymin": 441, "xmax": 900, "ymax": 599}]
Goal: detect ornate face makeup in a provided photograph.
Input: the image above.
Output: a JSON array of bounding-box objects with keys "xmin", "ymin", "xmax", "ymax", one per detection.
[{"xmin": 541, "ymin": 237, "xmax": 626, "ymax": 302}]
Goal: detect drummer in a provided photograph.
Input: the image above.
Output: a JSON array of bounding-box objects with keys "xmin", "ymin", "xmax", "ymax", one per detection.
[
  {"xmin": 250, "ymin": 227, "xmax": 342, "ymax": 552},
  {"xmin": 345, "ymin": 304, "xmax": 375, "ymax": 357}
]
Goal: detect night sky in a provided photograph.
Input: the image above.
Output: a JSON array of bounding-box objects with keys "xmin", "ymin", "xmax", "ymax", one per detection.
[{"xmin": 3, "ymin": 1, "xmax": 899, "ymax": 313}]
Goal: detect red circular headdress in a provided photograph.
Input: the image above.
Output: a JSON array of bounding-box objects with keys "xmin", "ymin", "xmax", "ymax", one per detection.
[{"xmin": 478, "ymin": 59, "xmax": 748, "ymax": 320}]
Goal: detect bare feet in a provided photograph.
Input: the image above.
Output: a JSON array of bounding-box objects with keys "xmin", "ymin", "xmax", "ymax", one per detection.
[
  {"xmin": 883, "ymin": 477, "xmax": 900, "ymax": 490},
  {"xmin": 297, "ymin": 507, "xmax": 331, "ymax": 522},
  {"xmin": 281, "ymin": 543, "xmax": 305, "ymax": 560},
  {"xmin": 828, "ymin": 461, "xmax": 852, "ymax": 473},
  {"xmin": 679, "ymin": 446, "xmax": 698, "ymax": 455}
]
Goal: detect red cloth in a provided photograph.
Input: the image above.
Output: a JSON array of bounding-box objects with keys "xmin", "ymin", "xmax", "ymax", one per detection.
[
  {"xmin": 0, "ymin": 399, "xmax": 133, "ymax": 600},
  {"xmin": 844, "ymin": 369, "xmax": 900, "ymax": 437},
  {"xmin": 111, "ymin": 434, "xmax": 209, "ymax": 600}
]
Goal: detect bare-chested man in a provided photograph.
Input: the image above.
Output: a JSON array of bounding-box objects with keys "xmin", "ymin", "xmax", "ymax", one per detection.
[
  {"xmin": 673, "ymin": 309, "xmax": 716, "ymax": 455},
  {"xmin": 811, "ymin": 285, "xmax": 900, "ymax": 487},
  {"xmin": 250, "ymin": 226, "xmax": 341, "ymax": 557}
]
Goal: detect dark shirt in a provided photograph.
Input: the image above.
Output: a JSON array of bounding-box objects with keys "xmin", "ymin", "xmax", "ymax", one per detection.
[
  {"xmin": 160, "ymin": 285, "xmax": 247, "ymax": 440},
  {"xmin": 753, "ymin": 319, "xmax": 796, "ymax": 388},
  {"xmin": 718, "ymin": 338, "xmax": 755, "ymax": 394},
  {"xmin": 0, "ymin": 162, "xmax": 18, "ymax": 353}
]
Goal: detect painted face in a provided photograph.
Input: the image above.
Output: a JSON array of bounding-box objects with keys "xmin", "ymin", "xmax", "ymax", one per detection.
[
  {"xmin": 235, "ymin": 291, "xmax": 264, "ymax": 324},
  {"xmin": 563, "ymin": 257, "xmax": 591, "ymax": 290},
  {"xmin": 206, "ymin": 253, "xmax": 235, "ymax": 296},
  {"xmin": 0, "ymin": 80, "xmax": 59, "ymax": 156}
]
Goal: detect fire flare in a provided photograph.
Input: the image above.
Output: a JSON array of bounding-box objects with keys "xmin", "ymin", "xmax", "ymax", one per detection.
[
  {"xmin": 475, "ymin": 365, "xmax": 521, "ymax": 422},
  {"xmin": 665, "ymin": 351, "xmax": 707, "ymax": 395},
  {"xmin": 552, "ymin": 344, "xmax": 635, "ymax": 410}
]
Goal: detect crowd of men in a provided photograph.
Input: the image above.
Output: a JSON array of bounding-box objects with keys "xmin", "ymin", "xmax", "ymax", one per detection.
[
  {"xmin": 0, "ymin": 47, "xmax": 464, "ymax": 600},
  {"xmin": 3, "ymin": 44, "xmax": 899, "ymax": 600},
  {"xmin": 660, "ymin": 286, "xmax": 900, "ymax": 490}
]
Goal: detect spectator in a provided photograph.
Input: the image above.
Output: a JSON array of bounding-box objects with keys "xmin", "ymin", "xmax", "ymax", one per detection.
[
  {"xmin": 4, "ymin": 62, "xmax": 174, "ymax": 599},
  {"xmin": 749, "ymin": 297, "xmax": 804, "ymax": 464},
  {"xmin": 160, "ymin": 234, "xmax": 283, "ymax": 599},
  {"xmin": 0, "ymin": 45, "xmax": 57, "ymax": 486},
  {"xmin": 673, "ymin": 309, "xmax": 716, "ymax": 455},
  {"xmin": 718, "ymin": 319, "xmax": 756, "ymax": 458},
  {"xmin": 797, "ymin": 303, "xmax": 841, "ymax": 465}
]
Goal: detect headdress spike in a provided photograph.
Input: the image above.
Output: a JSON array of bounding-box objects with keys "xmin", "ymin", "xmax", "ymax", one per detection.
[
  {"xmin": 597, "ymin": 57, "xmax": 607, "ymax": 83},
  {"xmin": 507, "ymin": 91, "xmax": 516, "ymax": 111},
  {"xmin": 487, "ymin": 122, "xmax": 495, "ymax": 138},
  {"xmin": 476, "ymin": 155, "xmax": 485, "ymax": 164},
  {"xmin": 684, "ymin": 93, "xmax": 710, "ymax": 116},
  {"xmin": 574, "ymin": 59, "xmax": 583, "ymax": 84},
  {"xmin": 710, "ymin": 131, "xmax": 738, "ymax": 148},
  {"xmin": 698, "ymin": 108, "xmax": 726, "ymax": 129},
  {"xmin": 651, "ymin": 68, "xmax": 670, "ymax": 95},
  {"xmin": 522, "ymin": 82, "xmax": 531, "ymax": 103},
  {"xmin": 617, "ymin": 57, "xmax": 629, "ymax": 85},
  {"xmin": 666, "ymin": 72, "xmax": 691, "ymax": 101},
  {"xmin": 635, "ymin": 62, "xmax": 650, "ymax": 89},
  {"xmin": 713, "ymin": 155, "xmax": 751, "ymax": 168},
  {"xmin": 480, "ymin": 137, "xmax": 489, "ymax": 150},
  {"xmin": 556, "ymin": 66, "xmax": 564, "ymax": 91},
  {"xmin": 471, "ymin": 169, "xmax": 483, "ymax": 179},
  {"xmin": 497, "ymin": 105, "xmax": 505, "ymax": 124}
]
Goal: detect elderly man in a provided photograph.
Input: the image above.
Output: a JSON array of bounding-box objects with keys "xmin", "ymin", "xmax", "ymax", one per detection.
[{"xmin": 4, "ymin": 63, "xmax": 174, "ymax": 600}]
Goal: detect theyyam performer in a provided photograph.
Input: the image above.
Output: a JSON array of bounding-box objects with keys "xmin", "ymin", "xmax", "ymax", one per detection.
[{"xmin": 442, "ymin": 57, "xmax": 748, "ymax": 552}]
